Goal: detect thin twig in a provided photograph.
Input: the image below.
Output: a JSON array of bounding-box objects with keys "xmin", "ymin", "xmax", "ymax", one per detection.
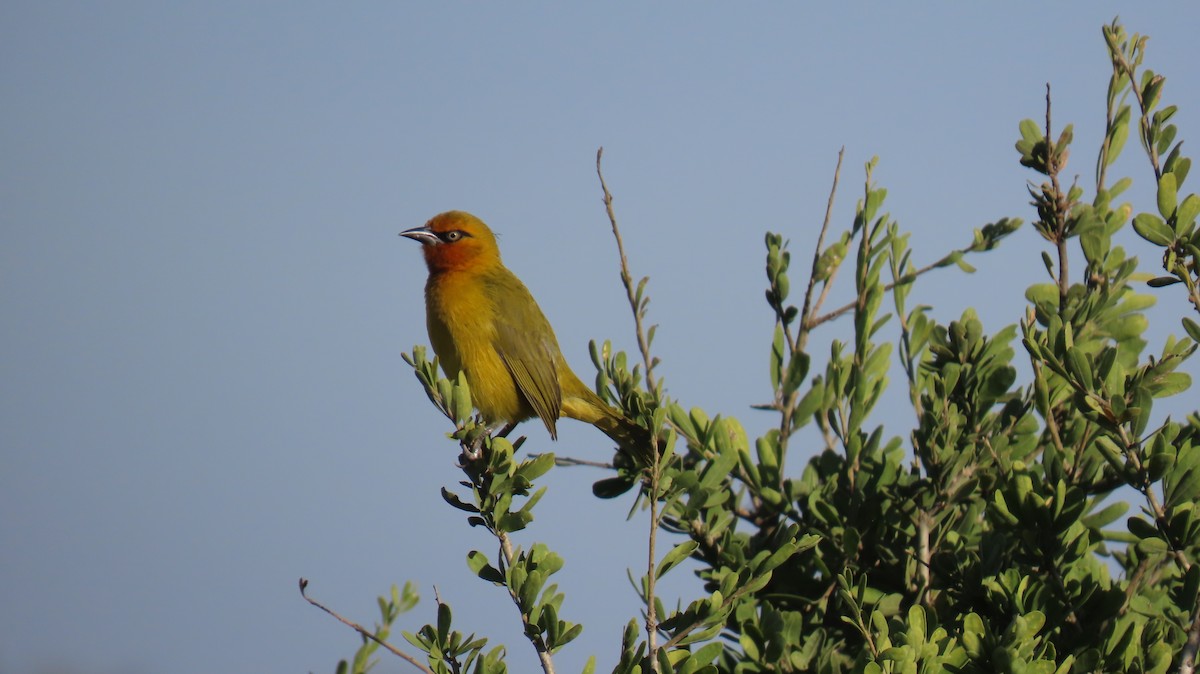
[
  {"xmin": 497, "ymin": 532, "xmax": 557, "ymax": 674},
  {"xmin": 1180, "ymin": 591, "xmax": 1200, "ymax": 674},
  {"xmin": 807, "ymin": 237, "xmax": 991, "ymax": 330},
  {"xmin": 537, "ymin": 453, "xmax": 614, "ymax": 469},
  {"xmin": 596, "ymin": 147, "xmax": 666, "ymax": 673},
  {"xmin": 1042, "ymin": 84, "xmax": 1072, "ymax": 314},
  {"xmin": 299, "ymin": 578, "xmax": 435, "ymax": 674},
  {"xmin": 770, "ymin": 149, "xmax": 844, "ymax": 481},
  {"xmin": 645, "ymin": 457, "xmax": 662, "ymax": 673},
  {"xmin": 798, "ymin": 147, "xmax": 845, "ymax": 354},
  {"xmin": 596, "ymin": 147, "xmax": 659, "ymax": 395}
]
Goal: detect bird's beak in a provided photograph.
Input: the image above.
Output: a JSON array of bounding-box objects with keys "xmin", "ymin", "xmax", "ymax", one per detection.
[{"xmin": 399, "ymin": 225, "xmax": 440, "ymax": 246}]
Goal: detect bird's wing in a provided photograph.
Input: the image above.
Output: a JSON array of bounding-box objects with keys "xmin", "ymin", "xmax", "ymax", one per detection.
[{"xmin": 491, "ymin": 278, "xmax": 563, "ymax": 438}]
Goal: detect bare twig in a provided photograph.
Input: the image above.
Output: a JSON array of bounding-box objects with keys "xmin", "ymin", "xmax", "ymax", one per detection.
[
  {"xmin": 596, "ymin": 147, "xmax": 659, "ymax": 394},
  {"xmin": 299, "ymin": 578, "xmax": 435, "ymax": 674},
  {"xmin": 1180, "ymin": 592, "xmax": 1200, "ymax": 674},
  {"xmin": 798, "ymin": 147, "xmax": 846, "ymax": 354},
  {"xmin": 807, "ymin": 234, "xmax": 997, "ymax": 330},
  {"xmin": 766, "ymin": 149, "xmax": 844, "ymax": 481},
  {"xmin": 1040, "ymin": 84, "xmax": 1073, "ymax": 314},
  {"xmin": 537, "ymin": 453, "xmax": 614, "ymax": 469}
]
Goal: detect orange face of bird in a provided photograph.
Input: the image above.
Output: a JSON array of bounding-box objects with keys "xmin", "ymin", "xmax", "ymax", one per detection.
[{"xmin": 400, "ymin": 211, "xmax": 502, "ymax": 274}]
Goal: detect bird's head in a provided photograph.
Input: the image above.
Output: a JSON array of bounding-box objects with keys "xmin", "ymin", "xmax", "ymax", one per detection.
[{"xmin": 401, "ymin": 210, "xmax": 502, "ymax": 274}]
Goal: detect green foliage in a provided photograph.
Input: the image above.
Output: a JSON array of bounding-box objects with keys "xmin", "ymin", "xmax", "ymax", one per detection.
[
  {"xmin": 332, "ymin": 583, "xmax": 420, "ymax": 674},
  {"xmin": 402, "ymin": 597, "xmax": 506, "ymax": 674},
  {"xmin": 322, "ymin": 17, "xmax": 1199, "ymax": 674},
  {"xmin": 1102, "ymin": 20, "xmax": 1200, "ymax": 314}
]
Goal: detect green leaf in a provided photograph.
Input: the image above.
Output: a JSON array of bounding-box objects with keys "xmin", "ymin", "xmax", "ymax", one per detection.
[
  {"xmin": 1099, "ymin": 431, "xmax": 1123, "ymax": 470},
  {"xmin": 1183, "ymin": 317, "xmax": 1200, "ymax": 342},
  {"xmin": 760, "ymin": 541, "xmax": 801, "ymax": 574},
  {"xmin": 688, "ymin": 642, "xmax": 724, "ymax": 669},
  {"xmin": 1157, "ymin": 172, "xmax": 1179, "ymax": 219},
  {"xmin": 437, "ymin": 600, "xmax": 453, "ymax": 641},
  {"xmin": 907, "ymin": 605, "xmax": 927, "ymax": 642},
  {"xmin": 770, "ymin": 324, "xmax": 785, "ymax": 390},
  {"xmin": 1110, "ymin": 176, "xmax": 1133, "ymax": 199},
  {"xmin": 592, "ymin": 476, "xmax": 635, "ymax": 499},
  {"xmin": 1040, "ymin": 251, "xmax": 1055, "ymax": 278},
  {"xmin": 864, "ymin": 187, "xmax": 887, "ymax": 225},
  {"xmin": 1080, "ymin": 231, "xmax": 1105, "ymax": 263},
  {"xmin": 1177, "ymin": 194, "xmax": 1200, "ymax": 231},
  {"xmin": 703, "ymin": 421, "xmax": 744, "ymax": 487},
  {"xmin": 792, "ymin": 385, "xmax": 824, "ymax": 427},
  {"xmin": 466, "ymin": 551, "xmax": 505, "ymax": 584},
  {"xmin": 1149, "ymin": 451, "xmax": 1175, "ymax": 482},
  {"xmin": 1110, "ymin": 313, "xmax": 1149, "ymax": 341},
  {"xmin": 1066, "ymin": 347, "xmax": 1094, "ymax": 387},
  {"xmin": 516, "ymin": 452, "xmax": 556, "ymax": 483},
  {"xmin": 557, "ymin": 622, "xmax": 582, "ymax": 649},
  {"xmin": 1127, "ymin": 516, "xmax": 1159, "ymax": 540},
  {"xmin": 1157, "ymin": 125, "xmax": 1179, "ymax": 158},
  {"xmin": 1082, "ymin": 501, "xmax": 1128, "ymax": 529},
  {"xmin": 453, "ymin": 373, "xmax": 473, "ymax": 422},
  {"xmin": 1174, "ymin": 156, "xmax": 1193, "ymax": 187},
  {"xmin": 497, "ymin": 509, "xmax": 533, "ymax": 533},
  {"xmin": 1132, "ymin": 212, "xmax": 1174, "ymax": 246},
  {"xmin": 1019, "ymin": 118, "xmax": 1043, "ymax": 144},
  {"xmin": 783, "ymin": 351, "xmax": 810, "ymax": 397},
  {"xmin": 1025, "ymin": 283, "xmax": 1059, "ymax": 310},
  {"xmin": 993, "ymin": 491, "xmax": 1020, "ymax": 526},
  {"xmin": 1106, "ymin": 106, "xmax": 1131, "ymax": 165},
  {"xmin": 814, "ymin": 241, "xmax": 847, "ymax": 282},
  {"xmin": 1143, "ymin": 73, "xmax": 1165, "ymax": 108},
  {"xmin": 656, "ymin": 541, "xmax": 699, "ymax": 578},
  {"xmin": 1147, "ymin": 372, "xmax": 1190, "ymax": 397},
  {"xmin": 962, "ymin": 612, "xmax": 986, "ymax": 657},
  {"xmin": 441, "ymin": 487, "xmax": 480, "ymax": 513}
]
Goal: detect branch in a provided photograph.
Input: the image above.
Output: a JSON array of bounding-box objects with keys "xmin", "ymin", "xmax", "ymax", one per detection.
[
  {"xmin": 1106, "ymin": 31, "xmax": 1164, "ymax": 179},
  {"xmin": 299, "ymin": 578, "xmax": 435, "ymax": 674},
  {"xmin": 797, "ymin": 147, "xmax": 846, "ymax": 353},
  {"xmin": 595, "ymin": 147, "xmax": 669, "ymax": 674},
  {"xmin": 1180, "ymin": 590, "xmax": 1200, "ymax": 674},
  {"xmin": 1041, "ymin": 84, "xmax": 1072, "ymax": 314},
  {"xmin": 596, "ymin": 147, "xmax": 659, "ymax": 395},
  {"xmin": 807, "ymin": 231, "xmax": 999, "ymax": 330},
  {"xmin": 497, "ymin": 533, "xmax": 557, "ymax": 674},
  {"xmin": 539, "ymin": 453, "xmax": 614, "ymax": 469}
]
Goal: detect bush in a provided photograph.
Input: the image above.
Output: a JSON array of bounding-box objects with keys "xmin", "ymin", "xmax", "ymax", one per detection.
[{"xmin": 314, "ymin": 18, "xmax": 1200, "ymax": 674}]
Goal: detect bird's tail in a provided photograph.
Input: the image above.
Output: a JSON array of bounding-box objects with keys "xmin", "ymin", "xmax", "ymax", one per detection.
[
  {"xmin": 592, "ymin": 406, "xmax": 655, "ymax": 464},
  {"xmin": 563, "ymin": 389, "xmax": 655, "ymax": 466}
]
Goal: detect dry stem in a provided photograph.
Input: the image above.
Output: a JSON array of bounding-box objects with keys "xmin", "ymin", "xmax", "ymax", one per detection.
[
  {"xmin": 299, "ymin": 578, "xmax": 434, "ymax": 674},
  {"xmin": 596, "ymin": 146, "xmax": 665, "ymax": 673}
]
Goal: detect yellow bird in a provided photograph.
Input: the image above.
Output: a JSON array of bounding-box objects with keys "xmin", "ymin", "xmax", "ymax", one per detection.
[{"xmin": 401, "ymin": 211, "xmax": 647, "ymax": 455}]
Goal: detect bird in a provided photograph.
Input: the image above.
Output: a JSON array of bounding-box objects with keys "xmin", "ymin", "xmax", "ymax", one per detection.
[{"xmin": 400, "ymin": 210, "xmax": 649, "ymax": 458}]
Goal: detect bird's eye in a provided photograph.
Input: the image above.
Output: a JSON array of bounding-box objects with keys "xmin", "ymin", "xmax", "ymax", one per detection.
[{"xmin": 443, "ymin": 231, "xmax": 463, "ymax": 242}]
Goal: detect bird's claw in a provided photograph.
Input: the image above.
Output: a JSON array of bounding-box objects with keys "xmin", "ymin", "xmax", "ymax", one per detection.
[{"xmin": 459, "ymin": 436, "xmax": 485, "ymax": 464}]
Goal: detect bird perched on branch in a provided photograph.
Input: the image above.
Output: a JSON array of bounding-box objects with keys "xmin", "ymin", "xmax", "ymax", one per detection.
[{"xmin": 401, "ymin": 210, "xmax": 648, "ymax": 457}]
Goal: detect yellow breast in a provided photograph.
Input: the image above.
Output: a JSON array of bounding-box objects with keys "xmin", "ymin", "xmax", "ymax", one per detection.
[{"xmin": 424, "ymin": 269, "xmax": 532, "ymax": 425}]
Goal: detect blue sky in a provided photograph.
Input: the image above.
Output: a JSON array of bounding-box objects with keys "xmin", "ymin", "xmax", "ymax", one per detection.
[{"xmin": 3, "ymin": 4, "xmax": 1199, "ymax": 673}]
